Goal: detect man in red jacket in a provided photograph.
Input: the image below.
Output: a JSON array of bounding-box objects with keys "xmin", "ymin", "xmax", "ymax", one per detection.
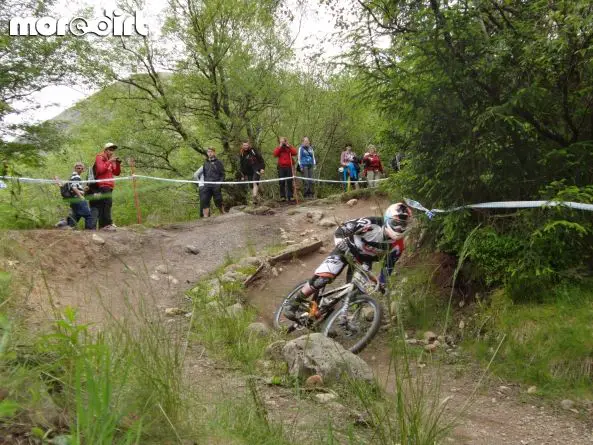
[
  {"xmin": 273, "ymin": 137, "xmax": 297, "ymax": 202},
  {"xmin": 89, "ymin": 142, "xmax": 122, "ymax": 231}
]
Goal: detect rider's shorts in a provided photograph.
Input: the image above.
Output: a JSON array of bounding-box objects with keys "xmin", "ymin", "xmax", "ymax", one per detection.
[{"xmin": 314, "ymin": 253, "xmax": 346, "ymax": 277}]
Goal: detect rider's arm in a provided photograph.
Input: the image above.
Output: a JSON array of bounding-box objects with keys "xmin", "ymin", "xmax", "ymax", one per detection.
[{"xmin": 379, "ymin": 239, "xmax": 405, "ymax": 284}]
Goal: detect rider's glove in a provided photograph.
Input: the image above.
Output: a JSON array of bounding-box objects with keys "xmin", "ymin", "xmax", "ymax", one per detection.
[
  {"xmin": 378, "ymin": 283, "xmax": 386, "ymax": 295},
  {"xmin": 336, "ymin": 239, "xmax": 349, "ymax": 252}
]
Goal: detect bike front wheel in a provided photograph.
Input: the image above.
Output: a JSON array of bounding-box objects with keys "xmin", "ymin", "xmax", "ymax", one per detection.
[
  {"xmin": 323, "ymin": 294, "xmax": 382, "ymax": 354},
  {"xmin": 273, "ymin": 280, "xmax": 309, "ymax": 332}
]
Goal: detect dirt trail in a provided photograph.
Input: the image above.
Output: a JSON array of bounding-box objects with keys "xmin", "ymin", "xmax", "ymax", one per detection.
[
  {"xmin": 4, "ymin": 197, "xmax": 592, "ymax": 443},
  {"xmin": 246, "ymin": 215, "xmax": 593, "ymax": 445}
]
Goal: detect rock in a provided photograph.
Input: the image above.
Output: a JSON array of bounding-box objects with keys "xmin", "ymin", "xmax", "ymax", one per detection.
[
  {"xmin": 167, "ymin": 275, "xmax": 179, "ymax": 285},
  {"xmin": 318, "ymin": 218, "xmax": 337, "ymax": 228},
  {"xmin": 498, "ymin": 385, "xmax": 511, "ymax": 393},
  {"xmin": 459, "ymin": 300, "xmax": 465, "ymax": 308},
  {"xmin": 560, "ymin": 399, "xmax": 575, "ymax": 410},
  {"xmin": 306, "ymin": 210, "xmax": 324, "ymax": 222},
  {"xmin": 305, "ymin": 374, "xmax": 324, "ymax": 388},
  {"xmin": 155, "ymin": 264, "xmax": 169, "ymax": 274},
  {"xmin": 284, "ymin": 240, "xmax": 296, "ymax": 245},
  {"xmin": 244, "ymin": 205, "xmax": 272, "ymax": 215},
  {"xmin": 315, "ymin": 393, "xmax": 337, "ymax": 403},
  {"xmin": 361, "ymin": 306, "xmax": 375, "ymax": 321},
  {"xmin": 150, "ymin": 273, "xmax": 160, "ymax": 281},
  {"xmin": 91, "ymin": 234, "xmax": 105, "ymax": 245},
  {"xmin": 318, "ymin": 246, "xmax": 327, "ymax": 254},
  {"xmin": 406, "ymin": 339, "xmax": 419, "ymax": 345},
  {"xmin": 264, "ymin": 340, "xmax": 287, "ymax": 361},
  {"xmin": 527, "ymin": 386, "xmax": 537, "ymax": 394},
  {"xmin": 226, "ymin": 303, "xmax": 244, "ymax": 317},
  {"xmin": 432, "ymin": 340, "xmax": 441, "ymax": 347},
  {"xmin": 246, "ymin": 322, "xmax": 269, "ymax": 337},
  {"xmin": 184, "ymin": 245, "xmax": 200, "ymax": 255},
  {"xmin": 206, "ymin": 279, "xmax": 221, "ymax": 299},
  {"xmin": 228, "ymin": 205, "xmax": 246, "ymax": 214},
  {"xmin": 424, "ymin": 343, "xmax": 438, "ymax": 353},
  {"xmin": 282, "ymin": 333, "xmax": 374, "ymax": 383},
  {"xmin": 389, "ymin": 301, "xmax": 398, "ymax": 315},
  {"xmin": 206, "ymin": 301, "xmax": 220, "ymax": 312},
  {"xmin": 220, "ymin": 270, "xmax": 249, "ymax": 283},
  {"xmin": 437, "ymin": 335, "xmax": 445, "ymax": 343},
  {"xmin": 346, "ymin": 198, "xmax": 358, "ymax": 207},
  {"xmin": 271, "ymin": 267, "xmax": 279, "ymax": 277},
  {"xmin": 424, "ymin": 331, "xmax": 437, "ymax": 342},
  {"xmin": 458, "ymin": 320, "xmax": 465, "ymax": 330},
  {"xmin": 165, "ymin": 307, "xmax": 186, "ymax": 316},
  {"xmin": 239, "ymin": 256, "xmax": 261, "ymax": 268}
]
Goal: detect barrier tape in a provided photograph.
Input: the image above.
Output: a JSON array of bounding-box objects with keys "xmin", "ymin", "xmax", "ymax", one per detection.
[
  {"xmin": 2, "ymin": 175, "xmax": 591, "ymax": 214},
  {"xmin": 404, "ymin": 198, "xmax": 593, "ymax": 218},
  {"xmin": 0, "ymin": 174, "xmax": 389, "ymax": 186}
]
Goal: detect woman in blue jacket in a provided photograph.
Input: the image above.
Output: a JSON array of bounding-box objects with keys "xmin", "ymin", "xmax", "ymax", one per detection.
[{"xmin": 298, "ymin": 136, "xmax": 316, "ymax": 198}]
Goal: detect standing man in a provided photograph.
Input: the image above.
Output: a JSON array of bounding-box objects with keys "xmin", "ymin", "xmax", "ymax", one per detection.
[
  {"xmin": 298, "ymin": 136, "xmax": 316, "ymax": 198},
  {"xmin": 89, "ymin": 142, "xmax": 121, "ymax": 231},
  {"xmin": 239, "ymin": 141, "xmax": 266, "ymax": 203},
  {"xmin": 200, "ymin": 147, "xmax": 225, "ymax": 217},
  {"xmin": 273, "ymin": 136, "xmax": 297, "ymax": 202}
]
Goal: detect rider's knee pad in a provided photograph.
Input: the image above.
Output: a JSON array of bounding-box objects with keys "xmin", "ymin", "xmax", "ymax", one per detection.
[{"xmin": 309, "ymin": 275, "xmax": 333, "ymax": 290}]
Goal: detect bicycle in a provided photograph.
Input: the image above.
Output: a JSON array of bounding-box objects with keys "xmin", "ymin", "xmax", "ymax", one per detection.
[{"xmin": 273, "ymin": 251, "xmax": 383, "ymax": 354}]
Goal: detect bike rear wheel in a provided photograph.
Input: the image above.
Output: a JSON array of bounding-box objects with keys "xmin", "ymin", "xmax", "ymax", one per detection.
[{"xmin": 323, "ymin": 294, "xmax": 382, "ymax": 354}]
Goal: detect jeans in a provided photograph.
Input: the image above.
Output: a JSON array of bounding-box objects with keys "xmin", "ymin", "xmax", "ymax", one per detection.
[
  {"xmin": 88, "ymin": 187, "xmax": 113, "ymax": 229},
  {"xmin": 278, "ymin": 166, "xmax": 293, "ymax": 199},
  {"xmin": 68, "ymin": 200, "xmax": 95, "ymax": 230},
  {"xmin": 301, "ymin": 165, "xmax": 314, "ymax": 196}
]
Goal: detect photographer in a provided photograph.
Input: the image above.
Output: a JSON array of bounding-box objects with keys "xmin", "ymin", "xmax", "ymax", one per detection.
[
  {"xmin": 89, "ymin": 142, "xmax": 121, "ymax": 231},
  {"xmin": 273, "ymin": 136, "xmax": 297, "ymax": 202}
]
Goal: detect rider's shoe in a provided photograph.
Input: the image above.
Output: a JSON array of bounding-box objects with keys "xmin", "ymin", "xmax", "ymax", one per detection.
[{"xmin": 283, "ymin": 294, "xmax": 307, "ymax": 322}]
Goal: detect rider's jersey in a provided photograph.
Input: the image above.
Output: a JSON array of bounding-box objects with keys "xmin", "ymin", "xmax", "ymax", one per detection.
[{"xmin": 335, "ymin": 216, "xmax": 404, "ymax": 264}]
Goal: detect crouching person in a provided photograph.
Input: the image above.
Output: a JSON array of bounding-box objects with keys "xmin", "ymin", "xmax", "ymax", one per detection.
[{"xmin": 67, "ymin": 162, "xmax": 95, "ymax": 230}]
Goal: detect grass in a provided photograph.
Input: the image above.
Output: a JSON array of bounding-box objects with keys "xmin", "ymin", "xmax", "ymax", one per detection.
[{"xmin": 467, "ymin": 280, "xmax": 593, "ymax": 399}]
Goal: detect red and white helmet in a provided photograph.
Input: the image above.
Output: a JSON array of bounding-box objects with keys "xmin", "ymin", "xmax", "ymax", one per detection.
[{"xmin": 384, "ymin": 202, "xmax": 412, "ymax": 240}]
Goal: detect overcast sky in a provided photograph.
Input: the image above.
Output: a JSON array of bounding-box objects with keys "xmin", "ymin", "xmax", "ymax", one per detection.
[{"xmin": 4, "ymin": 0, "xmax": 341, "ymax": 127}]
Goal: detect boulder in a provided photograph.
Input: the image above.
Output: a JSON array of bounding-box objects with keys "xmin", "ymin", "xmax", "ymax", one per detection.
[
  {"xmin": 246, "ymin": 322, "xmax": 269, "ymax": 337},
  {"xmin": 305, "ymin": 374, "xmax": 324, "ymax": 388},
  {"xmin": 282, "ymin": 333, "xmax": 374, "ymax": 384},
  {"xmin": 346, "ymin": 199, "xmax": 358, "ymax": 207},
  {"xmin": 264, "ymin": 340, "xmax": 287, "ymax": 361},
  {"xmin": 423, "ymin": 331, "xmax": 437, "ymax": 342},
  {"xmin": 318, "ymin": 218, "xmax": 337, "ymax": 228},
  {"xmin": 306, "ymin": 210, "xmax": 324, "ymax": 222},
  {"xmin": 560, "ymin": 399, "xmax": 575, "ymax": 410},
  {"xmin": 315, "ymin": 393, "xmax": 337, "ymax": 404}
]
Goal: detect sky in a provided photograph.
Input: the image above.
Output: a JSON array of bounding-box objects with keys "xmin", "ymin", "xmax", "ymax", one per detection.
[{"xmin": 4, "ymin": 0, "xmax": 342, "ymax": 127}]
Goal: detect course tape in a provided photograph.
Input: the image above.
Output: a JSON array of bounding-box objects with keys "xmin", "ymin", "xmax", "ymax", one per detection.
[
  {"xmin": 404, "ymin": 198, "xmax": 593, "ymax": 218},
  {"xmin": 2, "ymin": 175, "xmax": 591, "ymax": 214},
  {"xmin": 0, "ymin": 174, "xmax": 389, "ymax": 186}
]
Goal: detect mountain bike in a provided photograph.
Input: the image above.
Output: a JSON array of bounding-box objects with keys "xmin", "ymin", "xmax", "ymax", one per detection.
[{"xmin": 272, "ymin": 251, "xmax": 383, "ymax": 354}]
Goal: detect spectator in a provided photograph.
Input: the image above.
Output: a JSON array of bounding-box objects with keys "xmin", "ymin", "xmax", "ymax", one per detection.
[
  {"xmin": 200, "ymin": 147, "xmax": 225, "ymax": 217},
  {"xmin": 89, "ymin": 142, "xmax": 121, "ymax": 231},
  {"xmin": 298, "ymin": 136, "xmax": 316, "ymax": 198},
  {"xmin": 67, "ymin": 162, "xmax": 95, "ymax": 229},
  {"xmin": 391, "ymin": 152, "xmax": 404, "ymax": 171},
  {"xmin": 273, "ymin": 136, "xmax": 297, "ymax": 202},
  {"xmin": 239, "ymin": 141, "xmax": 266, "ymax": 203},
  {"xmin": 362, "ymin": 145, "xmax": 384, "ymax": 187},
  {"xmin": 340, "ymin": 143, "xmax": 357, "ymax": 190},
  {"xmin": 193, "ymin": 165, "xmax": 205, "ymax": 217}
]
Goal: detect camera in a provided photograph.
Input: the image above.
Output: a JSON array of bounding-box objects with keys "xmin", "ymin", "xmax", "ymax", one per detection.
[{"xmin": 281, "ymin": 143, "xmax": 287, "ymax": 148}]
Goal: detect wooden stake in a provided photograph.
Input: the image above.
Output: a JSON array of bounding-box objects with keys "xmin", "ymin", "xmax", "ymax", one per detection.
[{"xmin": 129, "ymin": 157, "xmax": 142, "ymax": 224}]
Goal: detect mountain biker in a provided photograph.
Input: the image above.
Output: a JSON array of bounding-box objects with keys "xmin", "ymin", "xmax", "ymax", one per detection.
[{"xmin": 284, "ymin": 202, "xmax": 413, "ymax": 322}]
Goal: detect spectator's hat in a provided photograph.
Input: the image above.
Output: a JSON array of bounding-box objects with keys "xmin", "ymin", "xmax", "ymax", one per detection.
[{"xmin": 103, "ymin": 142, "xmax": 118, "ymax": 150}]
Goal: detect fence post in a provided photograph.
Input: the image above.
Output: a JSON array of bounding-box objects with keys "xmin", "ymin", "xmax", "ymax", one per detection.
[{"xmin": 129, "ymin": 158, "xmax": 142, "ymax": 224}]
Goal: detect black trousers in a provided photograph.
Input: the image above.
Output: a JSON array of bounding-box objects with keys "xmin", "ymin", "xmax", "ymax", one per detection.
[
  {"xmin": 89, "ymin": 187, "xmax": 113, "ymax": 228},
  {"xmin": 278, "ymin": 166, "xmax": 293, "ymax": 199},
  {"xmin": 199, "ymin": 185, "xmax": 223, "ymax": 214}
]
